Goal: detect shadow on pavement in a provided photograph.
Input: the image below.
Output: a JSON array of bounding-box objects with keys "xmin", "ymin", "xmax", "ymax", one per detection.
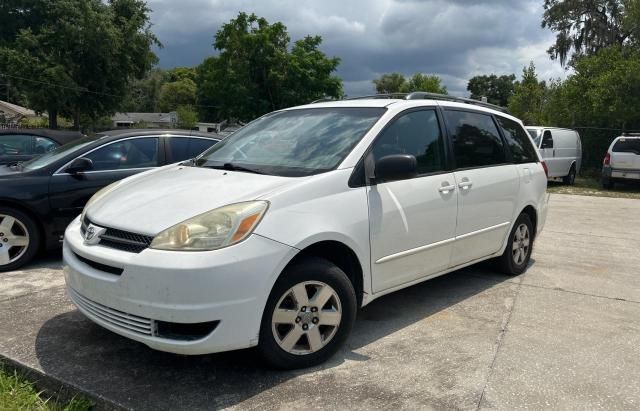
[{"xmin": 34, "ymin": 265, "xmax": 516, "ymax": 410}]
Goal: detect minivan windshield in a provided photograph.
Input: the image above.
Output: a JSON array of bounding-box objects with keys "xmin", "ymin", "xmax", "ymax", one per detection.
[
  {"xmin": 527, "ymin": 129, "xmax": 542, "ymax": 147},
  {"xmin": 195, "ymin": 107, "xmax": 386, "ymax": 177},
  {"xmin": 22, "ymin": 136, "xmax": 99, "ymax": 171}
]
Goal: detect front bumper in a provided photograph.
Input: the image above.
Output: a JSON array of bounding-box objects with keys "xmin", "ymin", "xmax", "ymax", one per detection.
[{"xmin": 63, "ymin": 216, "xmax": 297, "ymax": 355}]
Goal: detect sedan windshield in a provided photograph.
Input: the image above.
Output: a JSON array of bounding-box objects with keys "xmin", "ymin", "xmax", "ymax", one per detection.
[
  {"xmin": 22, "ymin": 136, "xmax": 98, "ymax": 171},
  {"xmin": 195, "ymin": 107, "xmax": 386, "ymax": 177}
]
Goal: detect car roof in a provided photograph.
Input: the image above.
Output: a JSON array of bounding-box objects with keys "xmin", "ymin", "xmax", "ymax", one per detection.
[
  {"xmin": 0, "ymin": 128, "xmax": 84, "ymax": 145},
  {"xmin": 290, "ymin": 98, "xmax": 523, "ymax": 123},
  {"xmin": 97, "ymin": 129, "xmax": 221, "ymax": 139}
]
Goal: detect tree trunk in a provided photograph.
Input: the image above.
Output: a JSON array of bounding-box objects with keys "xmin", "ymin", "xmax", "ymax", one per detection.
[
  {"xmin": 48, "ymin": 108, "xmax": 58, "ymax": 129},
  {"xmin": 73, "ymin": 109, "xmax": 81, "ymax": 130}
]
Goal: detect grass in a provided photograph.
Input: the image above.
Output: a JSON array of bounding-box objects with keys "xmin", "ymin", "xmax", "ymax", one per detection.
[
  {"xmin": 547, "ymin": 177, "xmax": 640, "ymax": 199},
  {"xmin": 0, "ymin": 367, "xmax": 92, "ymax": 411}
]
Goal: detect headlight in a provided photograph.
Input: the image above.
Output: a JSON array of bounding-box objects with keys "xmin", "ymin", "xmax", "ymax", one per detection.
[
  {"xmin": 150, "ymin": 201, "xmax": 269, "ymax": 251},
  {"xmin": 80, "ymin": 182, "xmax": 120, "ymax": 223}
]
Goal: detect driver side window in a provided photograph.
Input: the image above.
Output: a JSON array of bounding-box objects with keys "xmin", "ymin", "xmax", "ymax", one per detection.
[
  {"xmin": 371, "ymin": 109, "xmax": 445, "ymax": 175},
  {"xmin": 84, "ymin": 138, "xmax": 159, "ymax": 171},
  {"xmin": 541, "ymin": 131, "xmax": 554, "ymax": 149}
]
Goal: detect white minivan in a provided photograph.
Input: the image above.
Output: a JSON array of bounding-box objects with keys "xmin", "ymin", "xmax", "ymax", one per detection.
[
  {"xmin": 63, "ymin": 94, "xmax": 548, "ymax": 369},
  {"xmin": 526, "ymin": 127, "xmax": 582, "ymax": 184},
  {"xmin": 602, "ymin": 135, "xmax": 640, "ymax": 189}
]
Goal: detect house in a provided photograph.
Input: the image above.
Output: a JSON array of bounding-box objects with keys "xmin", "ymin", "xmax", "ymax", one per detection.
[
  {"xmin": 0, "ymin": 100, "xmax": 39, "ymax": 125},
  {"xmin": 111, "ymin": 112, "xmax": 178, "ymax": 128}
]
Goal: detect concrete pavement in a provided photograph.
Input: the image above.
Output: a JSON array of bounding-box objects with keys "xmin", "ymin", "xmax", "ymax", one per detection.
[{"xmin": 1, "ymin": 194, "xmax": 639, "ymax": 410}]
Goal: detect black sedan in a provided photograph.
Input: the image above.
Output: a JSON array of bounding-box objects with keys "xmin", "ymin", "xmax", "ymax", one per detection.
[
  {"xmin": 0, "ymin": 129, "xmax": 220, "ymax": 271},
  {"xmin": 0, "ymin": 128, "xmax": 84, "ymax": 165}
]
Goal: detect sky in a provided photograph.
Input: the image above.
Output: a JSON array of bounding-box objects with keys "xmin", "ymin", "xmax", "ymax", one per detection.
[{"xmin": 147, "ymin": 0, "xmax": 569, "ymax": 97}]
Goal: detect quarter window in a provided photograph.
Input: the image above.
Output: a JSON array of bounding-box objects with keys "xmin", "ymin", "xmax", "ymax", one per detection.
[
  {"xmin": 496, "ymin": 117, "xmax": 538, "ymax": 163},
  {"xmin": 371, "ymin": 109, "xmax": 445, "ymax": 175},
  {"xmin": 445, "ymin": 110, "xmax": 506, "ymax": 169},
  {"xmin": 168, "ymin": 137, "xmax": 217, "ymax": 162},
  {"xmin": 84, "ymin": 138, "xmax": 159, "ymax": 171}
]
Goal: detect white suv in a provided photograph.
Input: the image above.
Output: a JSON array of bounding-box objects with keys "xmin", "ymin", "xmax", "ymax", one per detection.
[
  {"xmin": 602, "ymin": 135, "xmax": 640, "ymax": 189},
  {"xmin": 63, "ymin": 94, "xmax": 548, "ymax": 369}
]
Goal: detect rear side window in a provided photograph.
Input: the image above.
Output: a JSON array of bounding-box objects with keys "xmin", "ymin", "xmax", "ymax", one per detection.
[
  {"xmin": 85, "ymin": 138, "xmax": 159, "ymax": 171},
  {"xmin": 445, "ymin": 110, "xmax": 506, "ymax": 168},
  {"xmin": 371, "ymin": 109, "xmax": 445, "ymax": 175},
  {"xmin": 168, "ymin": 137, "xmax": 217, "ymax": 162},
  {"xmin": 496, "ymin": 117, "xmax": 538, "ymax": 163},
  {"xmin": 613, "ymin": 138, "xmax": 640, "ymax": 154}
]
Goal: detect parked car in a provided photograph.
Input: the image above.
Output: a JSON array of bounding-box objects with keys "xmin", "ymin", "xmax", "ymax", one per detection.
[
  {"xmin": 602, "ymin": 134, "xmax": 640, "ymax": 189},
  {"xmin": 526, "ymin": 127, "xmax": 582, "ymax": 184},
  {"xmin": 0, "ymin": 128, "xmax": 84, "ymax": 165},
  {"xmin": 0, "ymin": 129, "xmax": 220, "ymax": 271},
  {"xmin": 63, "ymin": 94, "xmax": 548, "ymax": 369}
]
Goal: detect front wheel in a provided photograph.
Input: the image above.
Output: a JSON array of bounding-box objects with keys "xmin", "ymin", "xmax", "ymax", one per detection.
[
  {"xmin": 563, "ymin": 165, "xmax": 577, "ymax": 185},
  {"xmin": 258, "ymin": 257, "xmax": 357, "ymax": 369},
  {"xmin": 498, "ymin": 214, "xmax": 534, "ymax": 276},
  {"xmin": 0, "ymin": 207, "xmax": 40, "ymax": 272}
]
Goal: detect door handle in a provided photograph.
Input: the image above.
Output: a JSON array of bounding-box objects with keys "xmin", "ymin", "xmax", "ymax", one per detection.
[
  {"xmin": 458, "ymin": 181, "xmax": 473, "ymax": 190},
  {"xmin": 438, "ymin": 184, "xmax": 456, "ymax": 193}
]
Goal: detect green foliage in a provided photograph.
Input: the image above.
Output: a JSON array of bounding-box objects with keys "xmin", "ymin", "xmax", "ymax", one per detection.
[
  {"xmin": 372, "ymin": 72, "xmax": 448, "ymax": 94},
  {"xmin": 120, "ymin": 68, "xmax": 167, "ymax": 112},
  {"xmin": 508, "ymin": 62, "xmax": 548, "ymax": 125},
  {"xmin": 0, "ymin": 0, "xmax": 159, "ymax": 128},
  {"xmin": 542, "ymin": 0, "xmax": 632, "ymax": 66},
  {"xmin": 467, "ymin": 74, "xmax": 516, "ymax": 106},
  {"xmin": 18, "ymin": 116, "xmax": 48, "ymax": 127},
  {"xmin": 176, "ymin": 104, "xmax": 198, "ymax": 129},
  {"xmin": 372, "ymin": 72, "xmax": 406, "ymax": 93},
  {"xmin": 0, "ymin": 367, "xmax": 93, "ymax": 410},
  {"xmin": 197, "ymin": 12, "xmax": 342, "ymax": 121},
  {"xmin": 158, "ymin": 78, "xmax": 197, "ymax": 112}
]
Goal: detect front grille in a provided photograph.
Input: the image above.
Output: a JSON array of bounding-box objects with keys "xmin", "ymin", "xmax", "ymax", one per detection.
[
  {"xmin": 73, "ymin": 252, "xmax": 123, "ymax": 276},
  {"xmin": 83, "ymin": 217, "xmax": 153, "ymax": 253},
  {"xmin": 68, "ymin": 288, "xmax": 154, "ymax": 336}
]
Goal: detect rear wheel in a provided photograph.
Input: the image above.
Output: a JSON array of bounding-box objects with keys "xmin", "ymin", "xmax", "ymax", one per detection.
[
  {"xmin": 563, "ymin": 164, "xmax": 577, "ymax": 185},
  {"xmin": 498, "ymin": 214, "xmax": 533, "ymax": 276},
  {"xmin": 0, "ymin": 207, "xmax": 40, "ymax": 272},
  {"xmin": 258, "ymin": 257, "xmax": 357, "ymax": 369}
]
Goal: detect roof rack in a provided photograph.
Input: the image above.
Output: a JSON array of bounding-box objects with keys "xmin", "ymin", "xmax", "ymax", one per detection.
[{"xmin": 311, "ymin": 92, "xmax": 510, "ymax": 113}]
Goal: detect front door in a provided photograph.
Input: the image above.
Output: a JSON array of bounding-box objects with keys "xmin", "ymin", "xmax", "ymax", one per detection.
[
  {"xmin": 48, "ymin": 137, "xmax": 161, "ymax": 236},
  {"xmin": 443, "ymin": 109, "xmax": 519, "ymax": 267},
  {"xmin": 539, "ymin": 130, "xmax": 562, "ymax": 177},
  {"xmin": 368, "ymin": 109, "xmax": 458, "ymax": 293}
]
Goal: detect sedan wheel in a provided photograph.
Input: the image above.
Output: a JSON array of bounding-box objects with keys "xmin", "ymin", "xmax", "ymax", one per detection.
[
  {"xmin": 511, "ymin": 223, "xmax": 530, "ymax": 266},
  {"xmin": 0, "ymin": 214, "xmax": 30, "ymax": 266},
  {"xmin": 271, "ymin": 281, "xmax": 342, "ymax": 355}
]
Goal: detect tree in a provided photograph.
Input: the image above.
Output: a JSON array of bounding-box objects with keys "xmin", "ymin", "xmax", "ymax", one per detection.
[
  {"xmin": 372, "ymin": 73, "xmax": 406, "ymax": 93},
  {"xmin": 176, "ymin": 105, "xmax": 198, "ymax": 129},
  {"xmin": 198, "ymin": 12, "xmax": 342, "ymax": 121},
  {"xmin": 158, "ymin": 78, "xmax": 197, "ymax": 112},
  {"xmin": 120, "ymin": 68, "xmax": 167, "ymax": 112},
  {"xmin": 508, "ymin": 62, "xmax": 548, "ymax": 125},
  {"xmin": 401, "ymin": 73, "xmax": 448, "ymax": 94},
  {"xmin": 542, "ymin": 0, "xmax": 632, "ymax": 66},
  {"xmin": 0, "ymin": 0, "xmax": 159, "ymax": 128},
  {"xmin": 467, "ymin": 74, "xmax": 516, "ymax": 106}
]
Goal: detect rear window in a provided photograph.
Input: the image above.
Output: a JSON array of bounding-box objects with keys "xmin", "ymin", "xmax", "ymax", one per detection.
[{"xmin": 613, "ymin": 138, "xmax": 640, "ymax": 154}]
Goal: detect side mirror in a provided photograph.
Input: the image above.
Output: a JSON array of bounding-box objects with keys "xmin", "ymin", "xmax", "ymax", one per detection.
[
  {"xmin": 374, "ymin": 154, "xmax": 417, "ymax": 183},
  {"xmin": 66, "ymin": 157, "xmax": 93, "ymax": 174}
]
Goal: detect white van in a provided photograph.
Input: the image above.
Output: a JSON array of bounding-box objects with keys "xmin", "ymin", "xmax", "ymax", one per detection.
[
  {"xmin": 63, "ymin": 94, "xmax": 548, "ymax": 369},
  {"xmin": 526, "ymin": 127, "xmax": 582, "ymax": 184},
  {"xmin": 602, "ymin": 135, "xmax": 640, "ymax": 189}
]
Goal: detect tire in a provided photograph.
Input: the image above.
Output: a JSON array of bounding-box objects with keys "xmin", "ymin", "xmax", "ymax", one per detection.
[
  {"xmin": 258, "ymin": 257, "xmax": 357, "ymax": 369},
  {"xmin": 0, "ymin": 207, "xmax": 40, "ymax": 272},
  {"xmin": 498, "ymin": 213, "xmax": 534, "ymax": 276},
  {"xmin": 563, "ymin": 165, "xmax": 577, "ymax": 185}
]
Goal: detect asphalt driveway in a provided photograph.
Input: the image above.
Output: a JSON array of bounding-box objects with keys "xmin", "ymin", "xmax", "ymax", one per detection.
[{"xmin": 1, "ymin": 194, "xmax": 639, "ymax": 410}]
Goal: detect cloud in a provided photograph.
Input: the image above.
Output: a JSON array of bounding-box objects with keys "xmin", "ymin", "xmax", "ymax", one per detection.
[{"xmin": 147, "ymin": 0, "xmax": 566, "ymax": 97}]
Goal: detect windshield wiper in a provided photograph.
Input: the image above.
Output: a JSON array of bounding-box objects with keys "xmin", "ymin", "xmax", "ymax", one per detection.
[{"xmin": 206, "ymin": 162, "xmax": 265, "ymax": 175}]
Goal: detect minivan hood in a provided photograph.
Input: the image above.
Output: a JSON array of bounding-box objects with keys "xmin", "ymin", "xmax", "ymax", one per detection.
[{"xmin": 87, "ymin": 165, "xmax": 295, "ymax": 235}]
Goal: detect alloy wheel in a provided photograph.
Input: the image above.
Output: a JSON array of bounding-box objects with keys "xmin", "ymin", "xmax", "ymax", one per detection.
[
  {"xmin": 0, "ymin": 214, "xmax": 30, "ymax": 267},
  {"xmin": 512, "ymin": 223, "xmax": 530, "ymax": 266},
  {"xmin": 271, "ymin": 281, "xmax": 342, "ymax": 355}
]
